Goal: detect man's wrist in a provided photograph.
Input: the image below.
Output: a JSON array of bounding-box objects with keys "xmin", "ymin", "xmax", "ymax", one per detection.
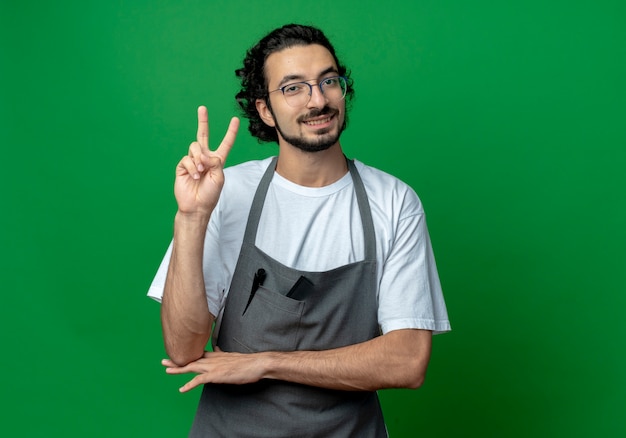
[
  {"xmin": 257, "ymin": 351, "xmax": 280, "ymax": 381},
  {"xmin": 172, "ymin": 211, "xmax": 212, "ymax": 248},
  {"xmin": 174, "ymin": 210, "xmax": 211, "ymax": 228}
]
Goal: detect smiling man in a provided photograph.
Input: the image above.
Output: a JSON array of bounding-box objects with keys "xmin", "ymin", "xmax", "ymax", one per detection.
[
  {"xmin": 260, "ymin": 45, "xmax": 345, "ymax": 153},
  {"xmin": 148, "ymin": 24, "xmax": 450, "ymax": 437}
]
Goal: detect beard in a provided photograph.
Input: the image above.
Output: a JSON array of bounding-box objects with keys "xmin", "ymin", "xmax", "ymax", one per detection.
[{"xmin": 271, "ymin": 106, "xmax": 346, "ymax": 153}]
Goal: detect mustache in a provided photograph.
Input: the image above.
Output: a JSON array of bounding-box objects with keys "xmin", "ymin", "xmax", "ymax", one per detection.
[{"xmin": 297, "ymin": 106, "xmax": 338, "ymax": 123}]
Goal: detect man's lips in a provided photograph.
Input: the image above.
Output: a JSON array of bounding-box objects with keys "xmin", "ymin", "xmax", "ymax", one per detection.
[
  {"xmin": 300, "ymin": 108, "xmax": 339, "ymax": 126},
  {"xmin": 302, "ymin": 114, "xmax": 334, "ymax": 126}
]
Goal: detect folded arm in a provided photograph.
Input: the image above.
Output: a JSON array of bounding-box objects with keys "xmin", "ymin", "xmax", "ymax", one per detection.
[{"xmin": 163, "ymin": 328, "xmax": 432, "ymax": 392}]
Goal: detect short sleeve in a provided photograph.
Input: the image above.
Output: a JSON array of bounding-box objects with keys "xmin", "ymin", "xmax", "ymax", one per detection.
[{"xmin": 377, "ymin": 211, "xmax": 451, "ymax": 335}]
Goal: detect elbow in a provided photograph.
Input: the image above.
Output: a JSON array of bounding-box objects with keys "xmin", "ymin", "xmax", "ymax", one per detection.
[
  {"xmin": 400, "ymin": 356, "xmax": 429, "ymax": 389},
  {"xmin": 167, "ymin": 353, "xmax": 192, "ymax": 367},
  {"xmin": 383, "ymin": 359, "xmax": 428, "ymax": 390},
  {"xmin": 405, "ymin": 370, "xmax": 426, "ymax": 389},
  {"xmin": 162, "ymin": 326, "xmax": 211, "ymax": 366},
  {"xmin": 166, "ymin": 349, "xmax": 204, "ymax": 367},
  {"xmin": 164, "ymin": 338, "xmax": 207, "ymax": 366},
  {"xmin": 379, "ymin": 328, "xmax": 432, "ymax": 390}
]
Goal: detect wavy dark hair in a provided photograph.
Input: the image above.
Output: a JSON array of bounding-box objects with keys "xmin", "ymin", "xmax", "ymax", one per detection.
[{"xmin": 235, "ymin": 24, "xmax": 354, "ymax": 143}]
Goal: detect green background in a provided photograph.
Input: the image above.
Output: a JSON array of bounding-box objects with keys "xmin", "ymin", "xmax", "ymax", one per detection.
[{"xmin": 2, "ymin": 0, "xmax": 624, "ymax": 436}]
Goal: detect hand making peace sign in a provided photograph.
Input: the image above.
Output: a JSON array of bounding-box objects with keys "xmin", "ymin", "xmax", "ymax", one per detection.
[{"xmin": 174, "ymin": 106, "xmax": 240, "ymax": 216}]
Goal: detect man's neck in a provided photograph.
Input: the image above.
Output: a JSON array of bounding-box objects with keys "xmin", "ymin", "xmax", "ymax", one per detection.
[{"xmin": 275, "ymin": 143, "xmax": 348, "ymax": 187}]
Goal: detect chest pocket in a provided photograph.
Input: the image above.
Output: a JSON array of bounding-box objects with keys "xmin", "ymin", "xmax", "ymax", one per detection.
[{"xmin": 234, "ymin": 285, "xmax": 305, "ymax": 353}]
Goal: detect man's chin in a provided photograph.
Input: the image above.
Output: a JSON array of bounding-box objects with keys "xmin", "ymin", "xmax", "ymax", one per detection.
[
  {"xmin": 292, "ymin": 139, "xmax": 336, "ymax": 153},
  {"xmin": 302, "ymin": 131, "xmax": 341, "ymax": 151}
]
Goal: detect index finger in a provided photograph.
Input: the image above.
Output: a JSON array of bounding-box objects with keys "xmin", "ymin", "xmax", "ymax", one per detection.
[{"xmin": 196, "ymin": 105, "xmax": 209, "ymax": 149}]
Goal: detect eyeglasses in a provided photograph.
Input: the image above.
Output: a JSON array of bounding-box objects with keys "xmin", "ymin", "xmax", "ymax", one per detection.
[{"xmin": 268, "ymin": 76, "xmax": 348, "ymax": 108}]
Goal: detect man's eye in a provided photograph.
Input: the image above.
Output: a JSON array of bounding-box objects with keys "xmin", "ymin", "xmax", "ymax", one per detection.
[
  {"xmin": 283, "ymin": 84, "xmax": 306, "ymax": 95},
  {"xmin": 322, "ymin": 77, "xmax": 340, "ymax": 87}
]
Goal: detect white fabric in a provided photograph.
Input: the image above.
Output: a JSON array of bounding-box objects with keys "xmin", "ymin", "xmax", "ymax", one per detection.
[{"xmin": 148, "ymin": 157, "xmax": 450, "ymax": 335}]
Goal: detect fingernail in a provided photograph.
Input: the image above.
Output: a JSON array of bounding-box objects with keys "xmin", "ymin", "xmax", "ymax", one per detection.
[
  {"xmin": 197, "ymin": 164, "xmax": 205, "ymax": 171},
  {"xmin": 193, "ymin": 173, "xmax": 200, "ymax": 180}
]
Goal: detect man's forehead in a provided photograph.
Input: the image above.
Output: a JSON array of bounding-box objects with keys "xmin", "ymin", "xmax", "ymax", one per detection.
[{"xmin": 264, "ymin": 44, "xmax": 337, "ymax": 86}]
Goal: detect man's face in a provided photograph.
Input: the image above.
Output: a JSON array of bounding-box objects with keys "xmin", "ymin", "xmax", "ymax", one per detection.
[{"xmin": 259, "ymin": 44, "xmax": 346, "ymax": 152}]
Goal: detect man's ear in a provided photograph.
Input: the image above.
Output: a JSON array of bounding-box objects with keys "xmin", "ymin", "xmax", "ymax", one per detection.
[{"xmin": 255, "ymin": 99, "xmax": 276, "ymax": 127}]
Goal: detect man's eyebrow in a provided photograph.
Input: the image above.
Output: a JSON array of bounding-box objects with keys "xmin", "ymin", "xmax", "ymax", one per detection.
[
  {"xmin": 276, "ymin": 66, "xmax": 339, "ymax": 88},
  {"xmin": 277, "ymin": 74, "xmax": 306, "ymax": 88}
]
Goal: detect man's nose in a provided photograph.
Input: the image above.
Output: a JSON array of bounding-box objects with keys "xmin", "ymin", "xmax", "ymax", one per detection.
[{"xmin": 307, "ymin": 84, "xmax": 327, "ymax": 108}]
